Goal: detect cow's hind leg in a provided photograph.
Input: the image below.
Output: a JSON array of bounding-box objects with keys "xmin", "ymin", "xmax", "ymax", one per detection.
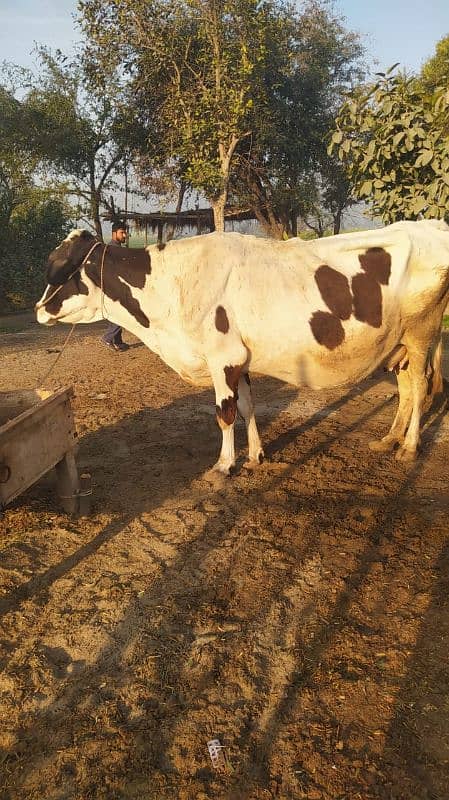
[
  {"xmin": 369, "ymin": 366, "xmax": 412, "ymax": 453},
  {"xmin": 394, "ymin": 329, "xmax": 446, "ymax": 462},
  {"xmin": 395, "ymin": 347, "xmax": 431, "ymax": 462},
  {"xmin": 237, "ymin": 374, "xmax": 264, "ymax": 468}
]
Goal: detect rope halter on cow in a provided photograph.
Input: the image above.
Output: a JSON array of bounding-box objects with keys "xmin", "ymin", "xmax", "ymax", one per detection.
[
  {"xmin": 34, "ymin": 240, "xmax": 109, "ymax": 387},
  {"xmin": 35, "ymin": 239, "xmax": 104, "ymax": 310}
]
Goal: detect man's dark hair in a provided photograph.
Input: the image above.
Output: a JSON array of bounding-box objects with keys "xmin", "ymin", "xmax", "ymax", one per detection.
[{"xmin": 112, "ymin": 221, "xmax": 127, "ymax": 232}]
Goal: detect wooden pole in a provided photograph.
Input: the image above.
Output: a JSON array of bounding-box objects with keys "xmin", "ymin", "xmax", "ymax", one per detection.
[
  {"xmin": 124, "ymin": 160, "xmax": 129, "ymax": 245},
  {"xmin": 55, "ymin": 450, "xmax": 80, "ymax": 515}
]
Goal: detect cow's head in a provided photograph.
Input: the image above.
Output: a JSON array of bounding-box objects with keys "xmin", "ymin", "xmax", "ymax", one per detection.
[{"xmin": 36, "ymin": 230, "xmax": 104, "ymax": 325}]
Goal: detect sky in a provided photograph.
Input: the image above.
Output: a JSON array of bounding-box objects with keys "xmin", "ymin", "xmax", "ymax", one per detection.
[{"xmin": 0, "ymin": 0, "xmax": 448, "ymax": 76}]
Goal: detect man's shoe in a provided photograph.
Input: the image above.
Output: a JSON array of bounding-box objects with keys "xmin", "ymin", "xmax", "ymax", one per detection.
[{"xmin": 102, "ymin": 340, "xmax": 129, "ymax": 352}]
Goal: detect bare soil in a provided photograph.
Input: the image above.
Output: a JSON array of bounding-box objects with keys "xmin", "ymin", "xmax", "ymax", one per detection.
[{"xmin": 1, "ymin": 318, "xmax": 449, "ymax": 800}]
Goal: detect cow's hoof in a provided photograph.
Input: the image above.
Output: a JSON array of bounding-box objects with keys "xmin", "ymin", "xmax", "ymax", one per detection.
[
  {"xmin": 368, "ymin": 438, "xmax": 396, "ymax": 452},
  {"xmin": 202, "ymin": 466, "xmax": 231, "ymax": 487},
  {"xmin": 395, "ymin": 446, "xmax": 417, "ymax": 463},
  {"xmin": 242, "ymin": 459, "xmax": 259, "ymax": 471},
  {"xmin": 243, "ymin": 450, "xmax": 265, "ymax": 470}
]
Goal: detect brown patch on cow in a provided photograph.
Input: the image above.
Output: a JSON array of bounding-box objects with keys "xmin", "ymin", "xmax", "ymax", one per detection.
[
  {"xmin": 315, "ymin": 265, "xmax": 352, "ymax": 320},
  {"xmin": 214, "ymin": 364, "xmax": 243, "ymax": 427},
  {"xmin": 224, "ymin": 365, "xmax": 242, "ymax": 395},
  {"xmin": 351, "ymin": 272, "xmax": 383, "ymax": 328},
  {"xmin": 43, "ymin": 276, "xmax": 89, "ymax": 315},
  {"xmin": 215, "ymin": 306, "xmax": 229, "ymax": 334},
  {"xmin": 85, "ymin": 251, "xmax": 150, "ymax": 329},
  {"xmin": 217, "ymin": 397, "xmax": 238, "ymax": 426},
  {"xmin": 359, "ymin": 247, "xmax": 391, "ymax": 285},
  {"xmin": 309, "ymin": 311, "xmax": 345, "ymax": 350},
  {"xmin": 106, "ymin": 245, "xmax": 151, "ymax": 288}
]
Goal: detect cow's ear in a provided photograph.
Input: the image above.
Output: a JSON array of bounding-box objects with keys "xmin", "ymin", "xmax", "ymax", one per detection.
[{"xmin": 47, "ymin": 231, "xmax": 97, "ymax": 285}]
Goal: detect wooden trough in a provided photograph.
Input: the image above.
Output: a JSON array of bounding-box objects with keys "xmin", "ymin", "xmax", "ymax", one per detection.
[{"xmin": 0, "ymin": 386, "xmax": 91, "ymax": 515}]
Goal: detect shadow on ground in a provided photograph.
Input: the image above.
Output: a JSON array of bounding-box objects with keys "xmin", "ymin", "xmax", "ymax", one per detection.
[{"xmin": 1, "ymin": 361, "xmax": 449, "ymax": 799}]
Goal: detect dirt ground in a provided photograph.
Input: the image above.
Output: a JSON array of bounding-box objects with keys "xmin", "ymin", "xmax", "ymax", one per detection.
[{"xmin": 1, "ymin": 317, "xmax": 449, "ymax": 800}]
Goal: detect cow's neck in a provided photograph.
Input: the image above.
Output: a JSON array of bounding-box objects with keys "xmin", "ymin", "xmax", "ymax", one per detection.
[{"xmin": 98, "ymin": 298, "xmax": 154, "ymax": 348}]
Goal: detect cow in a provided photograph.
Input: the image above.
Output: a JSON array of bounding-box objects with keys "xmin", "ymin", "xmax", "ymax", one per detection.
[{"xmin": 35, "ymin": 220, "xmax": 449, "ymax": 476}]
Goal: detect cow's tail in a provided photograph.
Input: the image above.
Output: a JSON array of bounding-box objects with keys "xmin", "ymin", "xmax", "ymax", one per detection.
[{"xmin": 425, "ymin": 334, "xmax": 444, "ymax": 404}]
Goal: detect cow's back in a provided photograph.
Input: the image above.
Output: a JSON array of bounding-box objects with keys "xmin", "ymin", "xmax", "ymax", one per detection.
[
  {"xmin": 218, "ymin": 229, "xmax": 412, "ymax": 387},
  {"xmin": 145, "ymin": 223, "xmax": 449, "ymax": 390}
]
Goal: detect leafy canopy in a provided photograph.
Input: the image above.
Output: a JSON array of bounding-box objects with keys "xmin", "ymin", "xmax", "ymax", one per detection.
[
  {"xmin": 329, "ymin": 66, "xmax": 449, "ymax": 223},
  {"xmin": 420, "ymin": 34, "xmax": 449, "ymax": 92},
  {"xmin": 80, "ymin": 0, "xmax": 270, "ymax": 200}
]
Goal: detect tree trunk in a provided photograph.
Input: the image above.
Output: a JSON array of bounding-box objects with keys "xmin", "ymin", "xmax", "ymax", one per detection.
[
  {"xmin": 211, "ymin": 191, "xmax": 227, "ymax": 233},
  {"xmin": 91, "ymin": 194, "xmax": 103, "ymax": 239},
  {"xmin": 167, "ymin": 181, "xmax": 187, "ymax": 242},
  {"xmin": 176, "ymin": 181, "xmax": 187, "ymax": 214},
  {"xmin": 212, "ymin": 135, "xmax": 240, "ymax": 233},
  {"xmin": 290, "ymin": 213, "xmax": 298, "ymax": 237},
  {"xmin": 252, "ymin": 206, "xmax": 285, "ymax": 240},
  {"xmin": 246, "ymin": 174, "xmax": 285, "ymax": 239},
  {"xmin": 333, "ymin": 208, "xmax": 342, "ymax": 235},
  {"xmin": 89, "ymin": 169, "xmax": 103, "ymax": 240}
]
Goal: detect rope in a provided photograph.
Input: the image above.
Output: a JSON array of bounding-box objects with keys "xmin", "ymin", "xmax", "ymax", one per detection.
[
  {"xmin": 100, "ymin": 243, "xmax": 109, "ymax": 320},
  {"xmin": 35, "ymin": 240, "xmax": 109, "ymax": 388},
  {"xmin": 37, "ymin": 323, "xmax": 77, "ymax": 388},
  {"xmin": 35, "ymin": 240, "xmax": 102, "ymax": 310}
]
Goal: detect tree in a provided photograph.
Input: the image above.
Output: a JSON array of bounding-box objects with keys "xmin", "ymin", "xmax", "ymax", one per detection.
[
  {"xmin": 420, "ymin": 34, "xmax": 449, "ymax": 92},
  {"xmin": 231, "ymin": 0, "xmax": 365, "ymax": 238},
  {"xmin": 0, "ymin": 81, "xmax": 73, "ymax": 309},
  {"xmin": 9, "ymin": 47, "xmax": 133, "ymax": 238},
  {"xmin": 0, "ymin": 198, "xmax": 72, "ymax": 309},
  {"xmin": 79, "ymin": 0, "xmax": 278, "ymax": 231},
  {"xmin": 294, "ymin": 155, "xmax": 355, "ymax": 236},
  {"xmin": 0, "ymin": 86, "xmax": 37, "ymax": 228},
  {"xmin": 329, "ymin": 67, "xmax": 449, "ymax": 223},
  {"xmin": 79, "ymin": 0, "xmax": 364, "ymax": 237}
]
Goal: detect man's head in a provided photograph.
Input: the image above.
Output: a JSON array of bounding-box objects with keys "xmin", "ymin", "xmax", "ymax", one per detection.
[{"xmin": 112, "ymin": 221, "xmax": 128, "ymax": 245}]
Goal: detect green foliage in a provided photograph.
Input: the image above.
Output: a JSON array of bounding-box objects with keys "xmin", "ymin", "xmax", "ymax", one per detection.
[
  {"xmin": 0, "ymin": 198, "xmax": 72, "ymax": 310},
  {"xmin": 0, "ymin": 77, "xmax": 74, "ymax": 308},
  {"xmin": 329, "ymin": 68, "xmax": 449, "ymax": 223},
  {"xmin": 79, "ymin": 0, "xmax": 288, "ymax": 227},
  {"xmin": 232, "ymin": 0, "xmax": 365, "ymax": 236},
  {"xmin": 420, "ymin": 34, "xmax": 449, "ymax": 92},
  {"xmin": 79, "ymin": 0, "xmax": 365, "ymax": 234},
  {"xmin": 4, "ymin": 47, "xmax": 136, "ymax": 237}
]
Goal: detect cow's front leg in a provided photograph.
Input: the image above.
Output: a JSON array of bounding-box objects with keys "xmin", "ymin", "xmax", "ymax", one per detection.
[
  {"xmin": 237, "ymin": 374, "xmax": 264, "ymax": 468},
  {"xmin": 210, "ymin": 363, "xmax": 243, "ymax": 476}
]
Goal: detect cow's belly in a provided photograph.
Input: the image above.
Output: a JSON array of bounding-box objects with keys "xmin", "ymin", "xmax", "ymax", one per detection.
[
  {"xmin": 151, "ymin": 330, "xmax": 212, "ymax": 387},
  {"xmin": 247, "ymin": 325, "xmax": 401, "ymax": 390}
]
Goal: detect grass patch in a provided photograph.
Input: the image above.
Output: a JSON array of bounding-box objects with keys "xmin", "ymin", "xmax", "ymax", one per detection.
[{"xmin": 443, "ymin": 315, "xmax": 449, "ymax": 330}]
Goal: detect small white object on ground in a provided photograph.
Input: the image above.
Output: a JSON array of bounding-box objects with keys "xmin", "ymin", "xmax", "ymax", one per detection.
[{"xmin": 207, "ymin": 738, "xmax": 225, "ymax": 769}]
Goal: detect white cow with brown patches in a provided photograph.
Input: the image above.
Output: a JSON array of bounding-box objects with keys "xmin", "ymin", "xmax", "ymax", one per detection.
[{"xmin": 36, "ymin": 220, "xmax": 449, "ymax": 475}]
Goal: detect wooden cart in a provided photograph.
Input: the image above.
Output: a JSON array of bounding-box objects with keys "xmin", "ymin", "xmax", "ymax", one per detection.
[{"xmin": 0, "ymin": 386, "xmax": 90, "ymax": 515}]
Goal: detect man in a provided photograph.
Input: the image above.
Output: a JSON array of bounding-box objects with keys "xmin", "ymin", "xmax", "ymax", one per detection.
[{"xmin": 101, "ymin": 221, "xmax": 130, "ymax": 352}]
